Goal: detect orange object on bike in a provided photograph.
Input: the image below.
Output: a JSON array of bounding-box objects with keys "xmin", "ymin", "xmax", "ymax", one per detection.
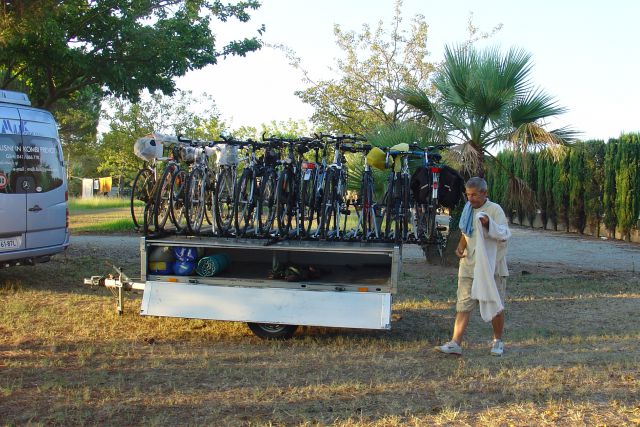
[{"xmin": 301, "ymin": 161, "xmax": 316, "ymax": 170}]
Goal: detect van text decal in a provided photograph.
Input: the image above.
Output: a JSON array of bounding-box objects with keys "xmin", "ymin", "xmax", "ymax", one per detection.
[{"xmin": 1, "ymin": 119, "xmax": 28, "ymax": 135}]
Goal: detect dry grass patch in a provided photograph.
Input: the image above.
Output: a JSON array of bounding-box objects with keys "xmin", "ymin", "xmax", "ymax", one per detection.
[{"xmin": 1, "ymin": 243, "xmax": 639, "ymax": 425}]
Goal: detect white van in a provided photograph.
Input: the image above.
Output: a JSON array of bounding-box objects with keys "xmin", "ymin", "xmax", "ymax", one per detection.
[{"xmin": 0, "ymin": 90, "xmax": 69, "ymax": 267}]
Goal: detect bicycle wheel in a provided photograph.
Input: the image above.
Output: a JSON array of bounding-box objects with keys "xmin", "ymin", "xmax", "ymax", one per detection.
[
  {"xmin": 299, "ymin": 168, "xmax": 317, "ymax": 237},
  {"xmin": 275, "ymin": 171, "xmax": 293, "ymax": 237},
  {"xmin": 130, "ymin": 168, "xmax": 154, "ymax": 230},
  {"xmin": 399, "ymin": 175, "xmax": 410, "ymax": 243},
  {"xmin": 203, "ymin": 182, "xmax": 214, "ymax": 226},
  {"xmin": 234, "ymin": 169, "xmax": 255, "ymax": 237},
  {"xmin": 186, "ymin": 167, "xmax": 207, "ymax": 234},
  {"xmin": 169, "ymin": 169, "xmax": 188, "ymax": 232},
  {"xmin": 153, "ymin": 163, "xmax": 178, "ymax": 231},
  {"xmin": 214, "ymin": 168, "xmax": 235, "ymax": 236},
  {"xmin": 257, "ymin": 170, "xmax": 277, "ymax": 236},
  {"xmin": 360, "ymin": 172, "xmax": 376, "ymax": 240},
  {"xmin": 382, "ymin": 175, "xmax": 396, "ymax": 241},
  {"xmin": 318, "ymin": 169, "xmax": 339, "ymax": 239},
  {"xmin": 335, "ymin": 171, "xmax": 348, "ymax": 239},
  {"xmin": 143, "ymin": 201, "xmax": 155, "ymax": 235}
]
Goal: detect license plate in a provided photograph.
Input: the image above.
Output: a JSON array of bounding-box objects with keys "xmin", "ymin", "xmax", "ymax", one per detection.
[{"xmin": 0, "ymin": 236, "xmax": 22, "ymax": 251}]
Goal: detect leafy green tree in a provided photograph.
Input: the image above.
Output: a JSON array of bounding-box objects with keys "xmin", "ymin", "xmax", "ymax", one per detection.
[
  {"xmin": 582, "ymin": 140, "xmax": 605, "ymax": 236},
  {"xmin": 535, "ymin": 153, "xmax": 548, "ymax": 229},
  {"xmin": 0, "ymin": 0, "xmax": 263, "ymax": 108},
  {"xmin": 524, "ymin": 152, "xmax": 537, "ymax": 227},
  {"xmin": 259, "ymin": 119, "xmax": 313, "ymax": 139},
  {"xmin": 614, "ymin": 133, "xmax": 640, "ymax": 240},
  {"xmin": 511, "ymin": 153, "xmax": 531, "ymax": 224},
  {"xmin": 488, "ymin": 150, "xmax": 511, "ymax": 210},
  {"xmin": 288, "ymin": 0, "xmax": 434, "ymax": 135},
  {"xmin": 552, "ymin": 149, "xmax": 570, "ymax": 231},
  {"xmin": 568, "ymin": 143, "xmax": 586, "ymax": 233},
  {"xmin": 544, "ymin": 152, "xmax": 558, "ymax": 230},
  {"xmin": 98, "ymin": 90, "xmax": 225, "ymax": 189},
  {"xmin": 602, "ymin": 139, "xmax": 618, "ymax": 236},
  {"xmin": 400, "ymin": 44, "xmax": 577, "ymax": 208}
]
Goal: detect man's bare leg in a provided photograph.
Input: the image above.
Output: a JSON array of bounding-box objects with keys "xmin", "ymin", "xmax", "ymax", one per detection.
[
  {"xmin": 452, "ymin": 311, "xmax": 470, "ymax": 344},
  {"xmin": 492, "ymin": 311, "xmax": 504, "ymax": 340}
]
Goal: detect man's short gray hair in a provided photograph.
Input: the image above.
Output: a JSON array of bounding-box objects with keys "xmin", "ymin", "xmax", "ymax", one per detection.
[{"xmin": 465, "ymin": 177, "xmax": 487, "ymax": 192}]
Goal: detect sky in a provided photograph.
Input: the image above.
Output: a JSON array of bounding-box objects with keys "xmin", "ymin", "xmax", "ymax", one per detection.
[{"xmin": 176, "ymin": 0, "xmax": 640, "ymax": 141}]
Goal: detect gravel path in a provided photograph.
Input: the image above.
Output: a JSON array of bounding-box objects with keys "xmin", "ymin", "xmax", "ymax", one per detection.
[
  {"xmin": 70, "ymin": 226, "xmax": 640, "ymax": 274},
  {"xmin": 507, "ymin": 226, "xmax": 640, "ymax": 273}
]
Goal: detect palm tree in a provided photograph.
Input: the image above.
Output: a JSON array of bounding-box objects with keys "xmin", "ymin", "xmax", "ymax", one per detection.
[
  {"xmin": 398, "ymin": 45, "xmax": 578, "ymax": 264},
  {"xmin": 399, "ymin": 45, "xmax": 578, "ymax": 181}
]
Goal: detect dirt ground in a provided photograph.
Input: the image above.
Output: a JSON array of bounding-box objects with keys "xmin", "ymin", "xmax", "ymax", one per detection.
[{"xmin": 2, "ymin": 226, "xmax": 640, "ymax": 425}]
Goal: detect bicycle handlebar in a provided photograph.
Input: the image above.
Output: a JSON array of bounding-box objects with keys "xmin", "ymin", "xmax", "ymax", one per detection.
[{"xmin": 315, "ymin": 133, "xmax": 367, "ymax": 142}]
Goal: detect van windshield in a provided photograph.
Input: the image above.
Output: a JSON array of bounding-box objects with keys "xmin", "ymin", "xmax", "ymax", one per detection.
[{"xmin": 0, "ymin": 134, "xmax": 64, "ymax": 194}]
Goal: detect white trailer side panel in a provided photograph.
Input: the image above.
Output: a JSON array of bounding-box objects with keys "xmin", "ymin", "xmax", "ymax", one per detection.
[{"xmin": 141, "ymin": 282, "xmax": 392, "ymax": 330}]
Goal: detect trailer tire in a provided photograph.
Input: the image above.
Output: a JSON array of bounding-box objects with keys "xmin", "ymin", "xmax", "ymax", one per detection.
[{"xmin": 247, "ymin": 323, "xmax": 298, "ymax": 340}]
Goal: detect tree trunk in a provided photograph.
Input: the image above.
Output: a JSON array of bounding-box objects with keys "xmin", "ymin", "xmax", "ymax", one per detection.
[
  {"xmin": 440, "ymin": 201, "xmax": 464, "ymax": 267},
  {"xmin": 441, "ymin": 227, "xmax": 461, "ymax": 267}
]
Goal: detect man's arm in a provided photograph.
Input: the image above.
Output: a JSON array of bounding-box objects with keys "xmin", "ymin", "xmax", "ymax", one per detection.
[
  {"xmin": 484, "ymin": 206, "xmax": 511, "ymax": 241},
  {"xmin": 455, "ymin": 234, "xmax": 467, "ymax": 258}
]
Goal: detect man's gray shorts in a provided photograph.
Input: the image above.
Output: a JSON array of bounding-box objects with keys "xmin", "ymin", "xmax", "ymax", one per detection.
[{"xmin": 456, "ymin": 276, "xmax": 507, "ymax": 313}]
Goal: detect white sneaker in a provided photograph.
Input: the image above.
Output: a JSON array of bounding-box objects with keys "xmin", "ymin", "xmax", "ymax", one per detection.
[
  {"xmin": 491, "ymin": 339, "xmax": 504, "ymax": 356},
  {"xmin": 436, "ymin": 340, "xmax": 462, "ymax": 355}
]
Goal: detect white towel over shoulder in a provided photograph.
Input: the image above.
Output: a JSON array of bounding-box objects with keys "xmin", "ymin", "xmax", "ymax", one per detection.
[{"xmin": 471, "ymin": 212, "xmax": 511, "ymax": 322}]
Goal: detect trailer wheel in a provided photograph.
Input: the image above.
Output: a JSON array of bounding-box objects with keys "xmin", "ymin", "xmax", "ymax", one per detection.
[{"xmin": 247, "ymin": 323, "xmax": 298, "ymax": 340}]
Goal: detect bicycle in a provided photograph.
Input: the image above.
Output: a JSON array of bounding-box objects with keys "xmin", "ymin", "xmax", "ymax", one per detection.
[
  {"xmin": 151, "ymin": 141, "xmax": 199, "ymax": 234},
  {"xmin": 316, "ymin": 134, "xmax": 365, "ymax": 240},
  {"xmin": 379, "ymin": 143, "xmax": 416, "ymax": 244},
  {"xmin": 345, "ymin": 143, "xmax": 381, "ymax": 241},
  {"xmin": 411, "ymin": 144, "xmax": 453, "ymax": 257},
  {"xmin": 182, "ymin": 137, "xmax": 220, "ymax": 234},
  {"xmin": 212, "ymin": 137, "xmax": 239, "ymax": 236},
  {"xmin": 131, "ymin": 134, "xmax": 173, "ymax": 231},
  {"xmin": 255, "ymin": 136, "xmax": 282, "ymax": 237},
  {"xmin": 130, "ymin": 158, "xmax": 157, "ymax": 231},
  {"xmin": 273, "ymin": 137, "xmax": 311, "ymax": 238},
  {"xmin": 298, "ymin": 137, "xmax": 326, "ymax": 238},
  {"xmin": 234, "ymin": 139, "xmax": 271, "ymax": 237}
]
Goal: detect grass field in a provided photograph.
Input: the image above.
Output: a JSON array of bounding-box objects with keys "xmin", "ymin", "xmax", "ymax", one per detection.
[
  {"xmin": 69, "ymin": 196, "xmax": 134, "ymax": 211},
  {"xmin": 69, "ymin": 197, "xmax": 137, "ymax": 233},
  {"xmin": 1, "ymin": 238, "xmax": 639, "ymax": 425}
]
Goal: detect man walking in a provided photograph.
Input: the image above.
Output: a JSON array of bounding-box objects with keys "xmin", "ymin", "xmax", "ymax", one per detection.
[{"xmin": 436, "ymin": 177, "xmax": 511, "ymax": 356}]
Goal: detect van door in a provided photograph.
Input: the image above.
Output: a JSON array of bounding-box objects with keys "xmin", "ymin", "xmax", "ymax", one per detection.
[
  {"xmin": 18, "ymin": 109, "xmax": 67, "ymax": 249},
  {"xmin": 0, "ymin": 106, "xmax": 27, "ymax": 252}
]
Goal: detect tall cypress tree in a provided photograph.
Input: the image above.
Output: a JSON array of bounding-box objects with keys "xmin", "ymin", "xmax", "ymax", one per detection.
[
  {"xmin": 536, "ymin": 153, "xmax": 548, "ymax": 229},
  {"xmin": 545, "ymin": 153, "xmax": 558, "ymax": 230},
  {"xmin": 614, "ymin": 133, "xmax": 640, "ymax": 240},
  {"xmin": 526, "ymin": 153, "xmax": 538, "ymax": 227},
  {"xmin": 512, "ymin": 153, "xmax": 526, "ymax": 224},
  {"xmin": 569, "ymin": 143, "xmax": 587, "ymax": 233},
  {"xmin": 602, "ymin": 139, "xmax": 618, "ymax": 237},
  {"xmin": 553, "ymin": 149, "xmax": 570, "ymax": 231},
  {"xmin": 583, "ymin": 140, "xmax": 605, "ymax": 236},
  {"xmin": 491, "ymin": 151, "xmax": 511, "ymax": 214}
]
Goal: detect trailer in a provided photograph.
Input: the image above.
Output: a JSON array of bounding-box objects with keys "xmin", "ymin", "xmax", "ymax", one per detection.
[{"xmin": 85, "ymin": 236, "xmax": 402, "ymax": 339}]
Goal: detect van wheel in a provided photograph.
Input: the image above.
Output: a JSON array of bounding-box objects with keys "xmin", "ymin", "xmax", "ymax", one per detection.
[{"xmin": 247, "ymin": 323, "xmax": 298, "ymax": 340}]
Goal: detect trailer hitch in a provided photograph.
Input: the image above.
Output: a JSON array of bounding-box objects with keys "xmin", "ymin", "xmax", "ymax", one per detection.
[{"xmin": 84, "ymin": 263, "xmax": 145, "ymax": 315}]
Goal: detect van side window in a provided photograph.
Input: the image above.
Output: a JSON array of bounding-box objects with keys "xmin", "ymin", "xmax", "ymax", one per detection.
[
  {"xmin": 20, "ymin": 136, "xmax": 64, "ymax": 193},
  {"xmin": 0, "ymin": 134, "xmax": 21, "ymax": 194}
]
